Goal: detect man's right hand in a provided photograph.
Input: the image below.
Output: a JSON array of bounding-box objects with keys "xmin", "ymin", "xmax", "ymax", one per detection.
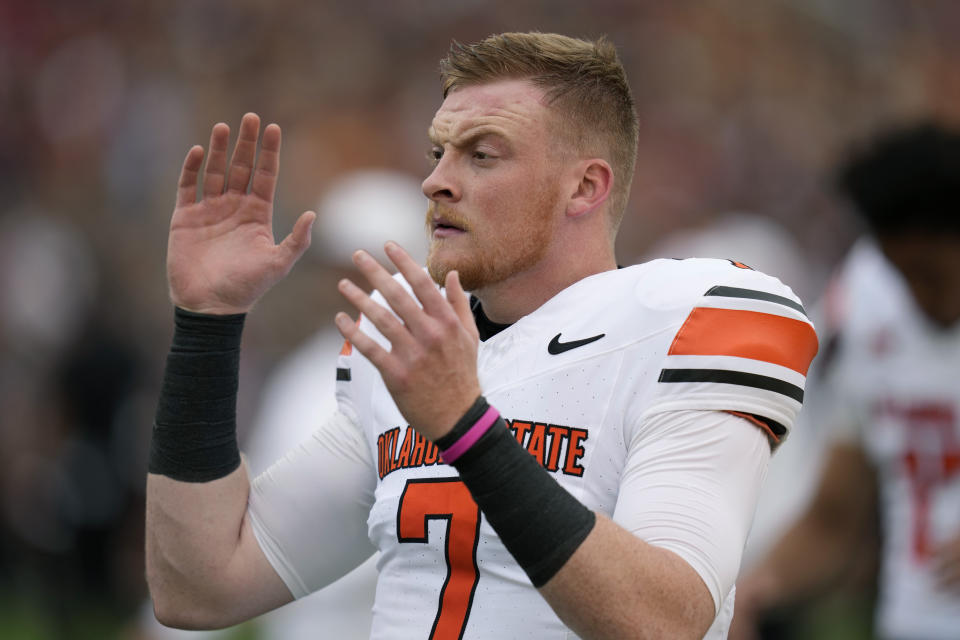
[{"xmin": 167, "ymin": 112, "xmax": 315, "ymax": 315}]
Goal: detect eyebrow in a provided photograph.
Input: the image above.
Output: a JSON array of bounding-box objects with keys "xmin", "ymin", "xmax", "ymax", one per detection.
[{"xmin": 428, "ymin": 126, "xmax": 507, "ymax": 149}]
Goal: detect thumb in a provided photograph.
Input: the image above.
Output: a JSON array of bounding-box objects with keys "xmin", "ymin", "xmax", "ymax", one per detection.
[{"xmin": 278, "ymin": 210, "xmax": 316, "ymax": 265}]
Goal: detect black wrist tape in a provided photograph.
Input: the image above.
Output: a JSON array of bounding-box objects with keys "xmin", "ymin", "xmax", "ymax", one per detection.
[
  {"xmin": 149, "ymin": 307, "xmax": 245, "ymax": 482},
  {"xmin": 448, "ymin": 402, "xmax": 597, "ymax": 587}
]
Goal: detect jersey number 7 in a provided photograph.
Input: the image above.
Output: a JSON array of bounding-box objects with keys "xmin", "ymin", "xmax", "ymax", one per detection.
[{"xmin": 397, "ymin": 478, "xmax": 481, "ymax": 640}]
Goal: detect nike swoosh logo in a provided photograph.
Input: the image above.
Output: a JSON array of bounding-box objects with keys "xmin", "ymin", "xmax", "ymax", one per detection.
[{"xmin": 548, "ymin": 333, "xmax": 606, "ymax": 355}]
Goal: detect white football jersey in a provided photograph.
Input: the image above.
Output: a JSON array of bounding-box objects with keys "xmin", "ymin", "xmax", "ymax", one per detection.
[
  {"xmin": 817, "ymin": 240, "xmax": 960, "ymax": 640},
  {"xmin": 249, "ymin": 258, "xmax": 817, "ymax": 639}
]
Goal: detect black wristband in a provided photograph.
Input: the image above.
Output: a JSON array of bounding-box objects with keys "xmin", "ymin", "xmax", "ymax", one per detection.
[
  {"xmin": 447, "ymin": 400, "xmax": 597, "ymax": 587},
  {"xmin": 149, "ymin": 307, "xmax": 245, "ymax": 482}
]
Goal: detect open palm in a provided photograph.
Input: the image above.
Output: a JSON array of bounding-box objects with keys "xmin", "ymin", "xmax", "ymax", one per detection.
[{"xmin": 167, "ymin": 113, "xmax": 315, "ymax": 315}]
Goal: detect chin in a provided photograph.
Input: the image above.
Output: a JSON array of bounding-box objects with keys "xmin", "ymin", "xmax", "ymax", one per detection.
[
  {"xmin": 427, "ymin": 238, "xmax": 544, "ymax": 292},
  {"xmin": 426, "ymin": 250, "xmax": 456, "ymax": 286},
  {"xmin": 427, "ymin": 253, "xmax": 486, "ymax": 291},
  {"xmin": 426, "ymin": 261, "xmax": 448, "ymax": 286}
]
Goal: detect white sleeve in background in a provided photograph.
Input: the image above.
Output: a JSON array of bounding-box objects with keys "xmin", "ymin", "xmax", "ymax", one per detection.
[
  {"xmin": 248, "ymin": 409, "xmax": 377, "ymax": 598},
  {"xmin": 612, "ymin": 410, "xmax": 771, "ymax": 614}
]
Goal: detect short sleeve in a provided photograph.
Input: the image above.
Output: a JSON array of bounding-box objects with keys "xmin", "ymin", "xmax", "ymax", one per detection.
[
  {"xmin": 248, "ymin": 410, "xmax": 377, "ymax": 598},
  {"xmin": 612, "ymin": 409, "xmax": 771, "ymax": 613}
]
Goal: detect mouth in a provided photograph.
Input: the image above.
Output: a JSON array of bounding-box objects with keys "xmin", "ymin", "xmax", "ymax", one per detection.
[{"xmin": 431, "ymin": 215, "xmax": 467, "ymax": 238}]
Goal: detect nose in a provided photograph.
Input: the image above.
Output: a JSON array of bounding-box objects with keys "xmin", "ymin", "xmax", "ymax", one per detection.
[{"xmin": 422, "ymin": 155, "xmax": 460, "ymax": 203}]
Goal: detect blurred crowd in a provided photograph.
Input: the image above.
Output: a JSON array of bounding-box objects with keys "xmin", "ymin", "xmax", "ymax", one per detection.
[{"xmin": 1, "ymin": 0, "xmax": 959, "ymax": 637}]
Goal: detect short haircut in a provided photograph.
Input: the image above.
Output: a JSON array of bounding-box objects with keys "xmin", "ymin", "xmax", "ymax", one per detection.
[
  {"xmin": 439, "ymin": 32, "xmax": 639, "ymax": 228},
  {"xmin": 838, "ymin": 122, "xmax": 960, "ymax": 235}
]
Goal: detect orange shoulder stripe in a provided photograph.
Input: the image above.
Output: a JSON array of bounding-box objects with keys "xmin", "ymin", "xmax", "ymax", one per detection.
[{"xmin": 669, "ymin": 307, "xmax": 818, "ymax": 375}]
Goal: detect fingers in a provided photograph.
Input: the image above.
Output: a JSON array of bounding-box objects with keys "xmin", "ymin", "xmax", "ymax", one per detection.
[
  {"xmin": 352, "ymin": 249, "xmax": 432, "ymax": 334},
  {"xmin": 251, "ymin": 123, "xmax": 281, "ymax": 202},
  {"xmin": 226, "ymin": 113, "xmax": 261, "ymax": 194},
  {"xmin": 337, "ymin": 278, "xmax": 413, "ymax": 357},
  {"xmin": 334, "ymin": 311, "xmax": 399, "ymax": 380},
  {"xmin": 177, "ymin": 145, "xmax": 205, "ymax": 207},
  {"xmin": 383, "ymin": 242, "xmax": 450, "ymax": 318},
  {"xmin": 351, "ymin": 243, "xmax": 469, "ymax": 344},
  {"xmin": 202, "ymin": 123, "xmax": 230, "ymax": 197},
  {"xmin": 445, "ymin": 270, "xmax": 478, "ymax": 339},
  {"xmin": 192, "ymin": 114, "xmax": 280, "ymax": 202}
]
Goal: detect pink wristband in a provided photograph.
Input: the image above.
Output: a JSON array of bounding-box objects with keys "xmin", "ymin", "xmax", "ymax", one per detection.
[{"xmin": 440, "ymin": 406, "xmax": 500, "ymax": 464}]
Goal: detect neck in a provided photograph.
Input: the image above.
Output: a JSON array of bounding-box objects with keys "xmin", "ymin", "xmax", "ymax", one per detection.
[{"xmin": 473, "ymin": 234, "xmax": 617, "ymax": 324}]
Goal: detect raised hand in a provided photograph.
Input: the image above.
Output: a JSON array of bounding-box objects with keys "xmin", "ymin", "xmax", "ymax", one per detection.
[
  {"xmin": 167, "ymin": 113, "xmax": 315, "ymax": 315},
  {"xmin": 334, "ymin": 242, "xmax": 482, "ymax": 439}
]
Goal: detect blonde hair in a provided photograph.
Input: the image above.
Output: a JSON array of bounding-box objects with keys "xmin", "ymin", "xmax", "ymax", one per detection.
[{"xmin": 440, "ymin": 32, "xmax": 639, "ymax": 227}]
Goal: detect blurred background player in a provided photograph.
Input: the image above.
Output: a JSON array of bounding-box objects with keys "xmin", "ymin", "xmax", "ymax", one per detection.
[
  {"xmin": 134, "ymin": 169, "xmax": 427, "ymax": 640},
  {"xmin": 731, "ymin": 122, "xmax": 960, "ymax": 640}
]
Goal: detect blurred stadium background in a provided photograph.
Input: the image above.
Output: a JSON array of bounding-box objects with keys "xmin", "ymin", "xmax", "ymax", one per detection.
[{"xmin": 1, "ymin": 0, "xmax": 958, "ymax": 637}]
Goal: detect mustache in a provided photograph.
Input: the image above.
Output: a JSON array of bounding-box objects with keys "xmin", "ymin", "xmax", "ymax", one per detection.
[{"xmin": 425, "ymin": 203, "xmax": 470, "ymax": 232}]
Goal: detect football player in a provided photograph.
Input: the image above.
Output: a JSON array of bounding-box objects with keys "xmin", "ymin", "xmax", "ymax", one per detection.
[
  {"xmin": 731, "ymin": 123, "xmax": 960, "ymax": 640},
  {"xmin": 146, "ymin": 33, "xmax": 817, "ymax": 639}
]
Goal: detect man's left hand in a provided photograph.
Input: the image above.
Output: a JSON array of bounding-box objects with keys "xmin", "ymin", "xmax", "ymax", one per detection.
[{"xmin": 335, "ymin": 242, "xmax": 482, "ymax": 441}]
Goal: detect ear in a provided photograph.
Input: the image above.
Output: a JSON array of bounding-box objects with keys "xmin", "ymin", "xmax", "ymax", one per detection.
[{"xmin": 566, "ymin": 159, "xmax": 613, "ymax": 219}]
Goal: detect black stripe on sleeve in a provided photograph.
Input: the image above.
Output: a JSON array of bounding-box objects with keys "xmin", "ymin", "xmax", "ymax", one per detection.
[
  {"xmin": 704, "ymin": 285, "xmax": 807, "ymax": 317},
  {"xmin": 336, "ymin": 368, "xmax": 352, "ymax": 381},
  {"xmin": 658, "ymin": 368, "xmax": 804, "ymax": 403}
]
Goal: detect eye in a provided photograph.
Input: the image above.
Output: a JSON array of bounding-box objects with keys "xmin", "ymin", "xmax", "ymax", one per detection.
[
  {"xmin": 472, "ymin": 146, "xmax": 499, "ymax": 163},
  {"xmin": 427, "ymin": 147, "xmax": 443, "ymax": 165}
]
